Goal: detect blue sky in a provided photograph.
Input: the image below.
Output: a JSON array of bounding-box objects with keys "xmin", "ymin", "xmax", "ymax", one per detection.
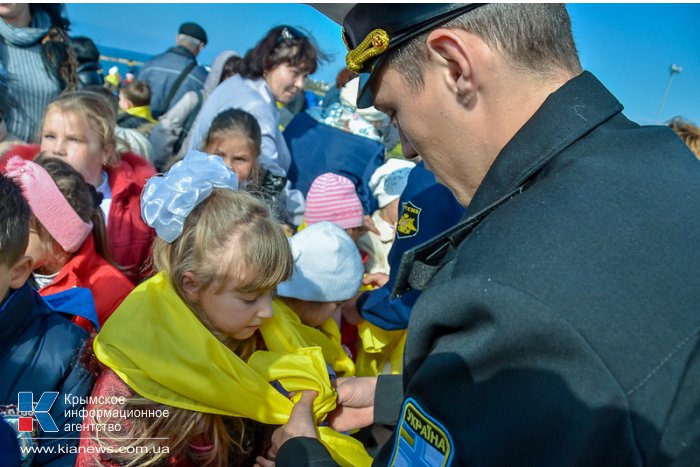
[{"xmin": 65, "ymin": 3, "xmax": 700, "ymax": 125}]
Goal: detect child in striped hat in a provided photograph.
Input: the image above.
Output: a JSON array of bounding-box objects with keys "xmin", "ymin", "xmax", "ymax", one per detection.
[{"xmin": 303, "ymin": 172, "xmax": 366, "ymax": 242}]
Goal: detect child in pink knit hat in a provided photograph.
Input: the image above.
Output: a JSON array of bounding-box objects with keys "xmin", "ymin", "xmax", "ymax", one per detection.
[
  {"xmin": 5, "ymin": 154, "xmax": 133, "ymax": 332},
  {"xmin": 304, "ymin": 172, "xmax": 367, "ymax": 241}
]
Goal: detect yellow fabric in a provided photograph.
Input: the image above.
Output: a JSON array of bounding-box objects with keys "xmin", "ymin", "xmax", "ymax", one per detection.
[
  {"xmin": 276, "ymin": 101, "xmax": 286, "ymax": 131},
  {"xmin": 271, "ymin": 299, "xmax": 355, "ymax": 377},
  {"xmin": 105, "ymin": 73, "xmax": 120, "ymax": 87},
  {"xmin": 355, "ymin": 320, "xmax": 406, "ymax": 376},
  {"xmin": 94, "ymin": 273, "xmax": 371, "ymax": 466},
  {"xmin": 126, "ymin": 105, "xmax": 157, "ymax": 123}
]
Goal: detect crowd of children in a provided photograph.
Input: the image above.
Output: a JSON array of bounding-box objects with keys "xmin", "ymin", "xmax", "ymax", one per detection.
[
  {"xmin": 0, "ymin": 14, "xmax": 442, "ymax": 466},
  {"xmin": 3, "ymin": 4, "xmax": 700, "ymax": 465}
]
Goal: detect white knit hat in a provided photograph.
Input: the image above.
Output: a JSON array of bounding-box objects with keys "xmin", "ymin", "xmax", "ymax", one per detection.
[
  {"xmin": 277, "ymin": 222, "xmax": 364, "ymax": 302},
  {"xmin": 368, "ymin": 159, "xmax": 415, "ymax": 208}
]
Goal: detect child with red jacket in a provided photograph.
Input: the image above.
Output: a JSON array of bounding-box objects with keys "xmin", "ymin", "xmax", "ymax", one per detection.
[
  {"xmin": 5, "ymin": 155, "xmax": 133, "ymax": 331},
  {"xmin": 2, "ymin": 90, "xmax": 157, "ymax": 283}
]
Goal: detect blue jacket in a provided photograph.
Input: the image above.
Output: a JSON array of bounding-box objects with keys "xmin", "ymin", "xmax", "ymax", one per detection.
[
  {"xmin": 137, "ymin": 45, "xmax": 208, "ymax": 118},
  {"xmin": 0, "ymin": 283, "xmax": 94, "ymax": 467},
  {"xmin": 284, "ymin": 111, "xmax": 385, "ymax": 215},
  {"xmin": 358, "ymin": 162, "xmax": 465, "ymax": 329},
  {"xmin": 0, "ymin": 417, "xmax": 20, "ymax": 467}
]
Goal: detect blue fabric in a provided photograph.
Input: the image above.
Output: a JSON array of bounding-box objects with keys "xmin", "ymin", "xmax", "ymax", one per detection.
[
  {"xmin": 304, "ymin": 90, "xmax": 320, "ymax": 109},
  {"xmin": 321, "ymin": 87, "xmax": 341, "ymax": 110},
  {"xmin": 284, "ymin": 111, "xmax": 384, "ymax": 215},
  {"xmin": 43, "ymin": 287, "xmax": 99, "ymax": 331},
  {"xmin": 360, "ymin": 162, "xmax": 465, "ymax": 329},
  {"xmin": 137, "ymin": 46, "xmax": 208, "ymax": 117},
  {"xmin": 0, "ymin": 283, "xmax": 93, "ymax": 467},
  {"xmin": 0, "ymin": 418, "xmax": 21, "ymax": 467}
]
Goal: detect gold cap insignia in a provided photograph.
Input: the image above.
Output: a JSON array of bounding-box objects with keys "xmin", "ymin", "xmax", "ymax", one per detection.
[{"xmin": 344, "ymin": 28, "xmax": 390, "ymax": 73}]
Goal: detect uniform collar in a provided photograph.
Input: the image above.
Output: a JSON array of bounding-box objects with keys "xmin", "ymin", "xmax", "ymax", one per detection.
[
  {"xmin": 393, "ymin": 71, "xmax": 623, "ymax": 296},
  {"xmin": 468, "ymin": 71, "xmax": 622, "ymax": 215}
]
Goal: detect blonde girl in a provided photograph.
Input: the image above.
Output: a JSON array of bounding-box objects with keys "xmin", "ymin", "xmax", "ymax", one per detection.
[
  {"xmin": 39, "ymin": 90, "xmax": 156, "ymax": 283},
  {"xmin": 77, "ymin": 151, "xmax": 292, "ymax": 466},
  {"xmin": 77, "ymin": 151, "xmax": 372, "ymax": 467},
  {"xmin": 6, "ymin": 155, "xmax": 133, "ymax": 332}
]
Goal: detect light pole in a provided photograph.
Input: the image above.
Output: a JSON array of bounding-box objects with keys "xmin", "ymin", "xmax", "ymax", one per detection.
[{"xmin": 656, "ymin": 64, "xmax": 682, "ymax": 124}]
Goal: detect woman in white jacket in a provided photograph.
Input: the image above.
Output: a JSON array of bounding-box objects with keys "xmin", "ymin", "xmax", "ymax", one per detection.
[{"xmin": 186, "ymin": 26, "xmax": 326, "ymax": 227}]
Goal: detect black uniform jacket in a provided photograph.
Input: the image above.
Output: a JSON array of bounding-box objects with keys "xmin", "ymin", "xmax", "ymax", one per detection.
[{"xmin": 278, "ymin": 71, "xmax": 700, "ymax": 466}]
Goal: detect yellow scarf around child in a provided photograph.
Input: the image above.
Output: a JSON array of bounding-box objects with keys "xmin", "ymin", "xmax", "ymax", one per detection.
[
  {"xmin": 269, "ymin": 298, "xmax": 355, "ymax": 377},
  {"xmin": 125, "ymin": 105, "xmax": 157, "ymax": 123},
  {"xmin": 94, "ymin": 272, "xmax": 370, "ymax": 466}
]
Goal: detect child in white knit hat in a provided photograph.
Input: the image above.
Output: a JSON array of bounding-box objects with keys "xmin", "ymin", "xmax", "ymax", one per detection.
[
  {"xmin": 357, "ymin": 159, "xmax": 415, "ymax": 275},
  {"xmin": 274, "ymin": 221, "xmax": 364, "ymax": 377}
]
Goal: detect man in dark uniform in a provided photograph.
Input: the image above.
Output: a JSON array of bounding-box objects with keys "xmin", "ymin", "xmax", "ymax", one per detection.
[{"xmin": 265, "ymin": 4, "xmax": 700, "ymax": 465}]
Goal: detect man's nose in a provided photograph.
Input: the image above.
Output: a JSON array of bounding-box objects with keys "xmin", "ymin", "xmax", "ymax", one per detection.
[{"xmin": 398, "ymin": 127, "xmax": 420, "ymax": 162}]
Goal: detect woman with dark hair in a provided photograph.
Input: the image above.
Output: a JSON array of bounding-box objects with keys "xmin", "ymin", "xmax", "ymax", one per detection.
[
  {"xmin": 186, "ymin": 26, "xmax": 327, "ymax": 227},
  {"xmin": 0, "ymin": 3, "xmax": 77, "ymax": 143}
]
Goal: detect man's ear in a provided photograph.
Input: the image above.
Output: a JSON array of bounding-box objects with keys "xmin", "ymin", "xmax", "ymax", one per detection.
[
  {"xmin": 181, "ymin": 271, "xmax": 200, "ymax": 303},
  {"xmin": 9, "ymin": 255, "xmax": 34, "ymax": 289},
  {"xmin": 426, "ymin": 29, "xmax": 479, "ymax": 104}
]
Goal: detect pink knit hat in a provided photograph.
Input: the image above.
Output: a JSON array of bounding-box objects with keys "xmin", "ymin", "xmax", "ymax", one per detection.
[
  {"xmin": 5, "ymin": 156, "xmax": 92, "ymax": 253},
  {"xmin": 305, "ymin": 173, "xmax": 364, "ymax": 229}
]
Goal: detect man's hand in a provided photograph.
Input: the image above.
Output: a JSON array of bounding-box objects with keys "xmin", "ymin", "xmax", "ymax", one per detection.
[
  {"xmin": 266, "ymin": 390, "xmax": 319, "ymax": 460},
  {"xmin": 327, "ymin": 376, "xmax": 377, "ymax": 432}
]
